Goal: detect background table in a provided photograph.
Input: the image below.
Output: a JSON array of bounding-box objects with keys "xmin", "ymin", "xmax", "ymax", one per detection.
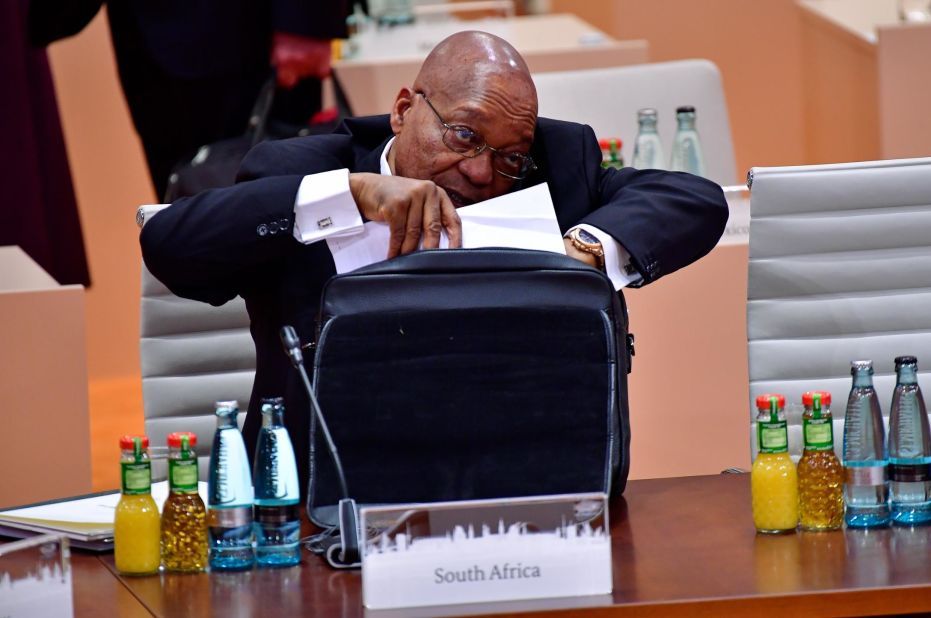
[
  {"xmin": 333, "ymin": 13, "xmax": 649, "ymax": 116},
  {"xmin": 798, "ymin": 0, "xmax": 931, "ymax": 163},
  {"xmin": 63, "ymin": 474, "xmax": 931, "ymax": 617}
]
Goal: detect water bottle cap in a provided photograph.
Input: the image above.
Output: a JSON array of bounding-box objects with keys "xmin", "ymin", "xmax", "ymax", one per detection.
[
  {"xmin": 802, "ymin": 391, "xmax": 832, "ymax": 406},
  {"xmin": 676, "ymin": 105, "xmax": 696, "ymax": 114},
  {"xmin": 851, "ymin": 359, "xmax": 873, "ymax": 372},
  {"xmin": 167, "ymin": 432, "xmax": 197, "ymax": 448},
  {"xmin": 119, "ymin": 435, "xmax": 149, "ymax": 449},
  {"xmin": 895, "ymin": 355, "xmax": 918, "ymax": 368},
  {"xmin": 214, "ymin": 400, "xmax": 240, "ymax": 416},
  {"xmin": 637, "ymin": 108, "xmax": 658, "ymax": 118},
  {"xmin": 755, "ymin": 393, "xmax": 785, "ymax": 409}
]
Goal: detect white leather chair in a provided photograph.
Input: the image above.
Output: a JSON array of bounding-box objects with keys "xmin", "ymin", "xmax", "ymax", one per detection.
[
  {"xmin": 747, "ymin": 157, "xmax": 931, "ymax": 461},
  {"xmin": 136, "ymin": 205, "xmax": 255, "ymax": 477},
  {"xmin": 532, "ymin": 59, "xmax": 738, "ymax": 186}
]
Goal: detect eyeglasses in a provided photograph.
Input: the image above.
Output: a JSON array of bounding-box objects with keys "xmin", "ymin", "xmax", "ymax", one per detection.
[{"xmin": 416, "ymin": 91, "xmax": 537, "ymax": 180}]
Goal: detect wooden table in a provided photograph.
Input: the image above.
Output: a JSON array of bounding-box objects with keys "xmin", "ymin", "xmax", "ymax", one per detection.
[{"xmin": 65, "ymin": 474, "xmax": 931, "ymax": 617}]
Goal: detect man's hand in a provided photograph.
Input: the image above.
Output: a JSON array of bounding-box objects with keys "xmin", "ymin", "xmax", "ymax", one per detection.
[
  {"xmin": 349, "ymin": 173, "xmax": 463, "ymax": 258},
  {"xmin": 563, "ymin": 237, "xmax": 598, "ymax": 268},
  {"xmin": 271, "ymin": 32, "xmax": 333, "ymax": 89}
]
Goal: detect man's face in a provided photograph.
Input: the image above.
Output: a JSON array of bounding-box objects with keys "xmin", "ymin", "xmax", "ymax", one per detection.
[{"xmin": 389, "ymin": 80, "xmax": 537, "ymax": 208}]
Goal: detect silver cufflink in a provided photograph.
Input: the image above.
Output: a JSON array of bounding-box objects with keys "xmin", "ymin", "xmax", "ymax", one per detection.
[{"xmin": 317, "ymin": 217, "xmax": 333, "ymax": 229}]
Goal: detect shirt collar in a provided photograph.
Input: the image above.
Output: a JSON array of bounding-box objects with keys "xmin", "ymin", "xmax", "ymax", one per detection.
[{"xmin": 379, "ymin": 136, "xmax": 395, "ymax": 176}]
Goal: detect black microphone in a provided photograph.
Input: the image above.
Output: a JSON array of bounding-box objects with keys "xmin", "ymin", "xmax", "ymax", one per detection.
[{"xmin": 279, "ymin": 325, "xmax": 361, "ymax": 568}]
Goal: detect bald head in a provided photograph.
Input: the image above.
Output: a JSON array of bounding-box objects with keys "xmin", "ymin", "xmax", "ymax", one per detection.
[
  {"xmin": 413, "ymin": 31, "xmax": 538, "ymax": 118},
  {"xmin": 387, "ymin": 31, "xmax": 539, "ymax": 207}
]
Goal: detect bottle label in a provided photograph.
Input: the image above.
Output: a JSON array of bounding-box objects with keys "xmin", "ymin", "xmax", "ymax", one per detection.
[
  {"xmin": 803, "ymin": 417, "xmax": 834, "ymax": 450},
  {"xmin": 121, "ymin": 462, "xmax": 151, "ymax": 494},
  {"xmin": 845, "ymin": 465, "xmax": 886, "ymax": 485},
  {"xmin": 889, "ymin": 462, "xmax": 931, "ymax": 482},
  {"xmin": 254, "ymin": 504, "xmax": 300, "ymax": 524},
  {"xmin": 208, "ymin": 506, "xmax": 253, "ymax": 528},
  {"xmin": 757, "ymin": 420, "xmax": 788, "ymax": 453},
  {"xmin": 169, "ymin": 458, "xmax": 198, "ymax": 492}
]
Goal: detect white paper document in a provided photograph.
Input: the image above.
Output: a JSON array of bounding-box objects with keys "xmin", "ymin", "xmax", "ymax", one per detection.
[
  {"xmin": 0, "ymin": 482, "xmax": 208, "ymax": 540},
  {"xmin": 326, "ymin": 183, "xmax": 566, "ymax": 273}
]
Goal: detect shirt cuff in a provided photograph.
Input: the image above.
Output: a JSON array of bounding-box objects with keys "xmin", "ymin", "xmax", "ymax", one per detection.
[
  {"xmin": 292, "ymin": 169, "xmax": 364, "ymax": 244},
  {"xmin": 571, "ymin": 224, "xmax": 643, "ymax": 290}
]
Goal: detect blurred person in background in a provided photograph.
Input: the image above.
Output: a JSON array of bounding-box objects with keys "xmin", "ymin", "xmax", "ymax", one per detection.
[
  {"xmin": 2, "ymin": 0, "xmax": 90, "ymax": 286},
  {"xmin": 28, "ymin": 0, "xmax": 351, "ymax": 199}
]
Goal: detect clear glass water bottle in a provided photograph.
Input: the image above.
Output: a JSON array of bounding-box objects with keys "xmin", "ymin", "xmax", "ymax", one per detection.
[
  {"xmin": 631, "ymin": 108, "xmax": 665, "ymax": 170},
  {"xmin": 888, "ymin": 356, "xmax": 931, "ymax": 524},
  {"xmin": 208, "ymin": 400, "xmax": 255, "ymax": 570},
  {"xmin": 253, "ymin": 397, "xmax": 302, "ymax": 567},
  {"xmin": 843, "ymin": 360, "xmax": 890, "ymax": 527},
  {"xmin": 668, "ymin": 105, "xmax": 706, "ymax": 177}
]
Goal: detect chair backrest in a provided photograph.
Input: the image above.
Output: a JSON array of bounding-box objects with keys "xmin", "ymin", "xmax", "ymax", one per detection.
[
  {"xmin": 532, "ymin": 59, "xmax": 738, "ymax": 186},
  {"xmin": 136, "ymin": 205, "xmax": 255, "ymax": 477},
  {"xmin": 747, "ymin": 157, "xmax": 931, "ymax": 461}
]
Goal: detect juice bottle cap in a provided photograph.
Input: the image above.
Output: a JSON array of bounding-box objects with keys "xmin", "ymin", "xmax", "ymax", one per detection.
[
  {"xmin": 755, "ymin": 393, "xmax": 785, "ymax": 409},
  {"xmin": 119, "ymin": 435, "xmax": 149, "ymax": 449},
  {"xmin": 802, "ymin": 391, "xmax": 832, "ymax": 406},
  {"xmin": 598, "ymin": 137, "xmax": 622, "ymax": 150},
  {"xmin": 167, "ymin": 432, "xmax": 197, "ymax": 448}
]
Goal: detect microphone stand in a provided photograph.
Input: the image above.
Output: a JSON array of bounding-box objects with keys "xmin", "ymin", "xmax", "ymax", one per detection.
[{"xmin": 280, "ymin": 326, "xmax": 361, "ymax": 568}]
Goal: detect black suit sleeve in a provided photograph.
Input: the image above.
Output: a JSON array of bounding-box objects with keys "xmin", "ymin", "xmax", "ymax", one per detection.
[
  {"xmin": 567, "ymin": 122, "xmax": 727, "ymax": 285},
  {"xmin": 140, "ymin": 136, "xmax": 351, "ymax": 306}
]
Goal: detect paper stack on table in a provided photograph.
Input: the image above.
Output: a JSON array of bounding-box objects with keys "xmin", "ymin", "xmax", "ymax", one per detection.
[{"xmin": 0, "ymin": 482, "xmax": 208, "ymax": 549}]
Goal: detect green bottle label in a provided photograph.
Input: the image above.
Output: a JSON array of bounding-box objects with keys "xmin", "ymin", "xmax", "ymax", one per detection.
[
  {"xmin": 169, "ymin": 458, "xmax": 198, "ymax": 492},
  {"xmin": 803, "ymin": 417, "xmax": 834, "ymax": 450},
  {"xmin": 758, "ymin": 420, "xmax": 788, "ymax": 453},
  {"xmin": 121, "ymin": 461, "xmax": 151, "ymax": 494}
]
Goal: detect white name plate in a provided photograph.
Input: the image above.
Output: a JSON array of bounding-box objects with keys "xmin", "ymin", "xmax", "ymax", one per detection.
[{"xmin": 360, "ymin": 492, "xmax": 612, "ymax": 610}]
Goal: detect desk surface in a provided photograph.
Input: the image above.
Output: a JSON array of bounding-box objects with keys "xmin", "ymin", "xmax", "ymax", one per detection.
[{"xmin": 65, "ymin": 474, "xmax": 931, "ymax": 617}]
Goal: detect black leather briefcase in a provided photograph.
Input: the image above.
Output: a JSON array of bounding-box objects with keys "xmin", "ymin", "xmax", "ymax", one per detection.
[{"xmin": 306, "ymin": 248, "xmax": 632, "ymax": 527}]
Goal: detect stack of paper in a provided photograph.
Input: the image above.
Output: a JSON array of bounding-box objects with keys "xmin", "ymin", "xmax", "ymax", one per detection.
[{"xmin": 0, "ymin": 482, "xmax": 207, "ymax": 550}]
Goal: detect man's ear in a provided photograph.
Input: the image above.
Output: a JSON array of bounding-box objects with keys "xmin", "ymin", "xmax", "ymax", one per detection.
[{"xmin": 389, "ymin": 87, "xmax": 415, "ymax": 135}]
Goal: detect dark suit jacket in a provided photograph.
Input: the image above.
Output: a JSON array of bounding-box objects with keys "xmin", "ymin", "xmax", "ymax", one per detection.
[{"xmin": 141, "ymin": 114, "xmax": 728, "ymax": 491}]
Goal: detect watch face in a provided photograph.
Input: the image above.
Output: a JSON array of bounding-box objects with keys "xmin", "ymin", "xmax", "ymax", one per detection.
[{"xmin": 577, "ymin": 228, "xmax": 599, "ymax": 244}]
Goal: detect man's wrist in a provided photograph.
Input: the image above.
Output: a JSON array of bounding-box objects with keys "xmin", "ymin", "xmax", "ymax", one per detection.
[{"xmin": 566, "ymin": 227, "xmax": 605, "ymax": 271}]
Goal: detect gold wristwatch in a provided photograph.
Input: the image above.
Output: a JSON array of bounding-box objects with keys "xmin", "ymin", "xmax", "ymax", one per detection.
[{"xmin": 568, "ymin": 227, "xmax": 605, "ymax": 271}]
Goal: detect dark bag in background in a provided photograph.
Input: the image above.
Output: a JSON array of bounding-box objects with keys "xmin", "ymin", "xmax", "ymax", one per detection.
[
  {"xmin": 305, "ymin": 248, "xmax": 633, "ymax": 528},
  {"xmin": 163, "ymin": 74, "xmax": 352, "ymax": 202}
]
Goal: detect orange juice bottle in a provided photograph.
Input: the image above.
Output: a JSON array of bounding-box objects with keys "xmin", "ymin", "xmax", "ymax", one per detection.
[
  {"xmin": 751, "ymin": 394, "xmax": 799, "ymax": 533},
  {"xmin": 114, "ymin": 435, "xmax": 161, "ymax": 575}
]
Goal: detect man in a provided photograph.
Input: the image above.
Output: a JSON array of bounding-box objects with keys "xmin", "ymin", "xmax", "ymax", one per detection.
[{"xmin": 142, "ymin": 31, "xmax": 728, "ymax": 489}]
